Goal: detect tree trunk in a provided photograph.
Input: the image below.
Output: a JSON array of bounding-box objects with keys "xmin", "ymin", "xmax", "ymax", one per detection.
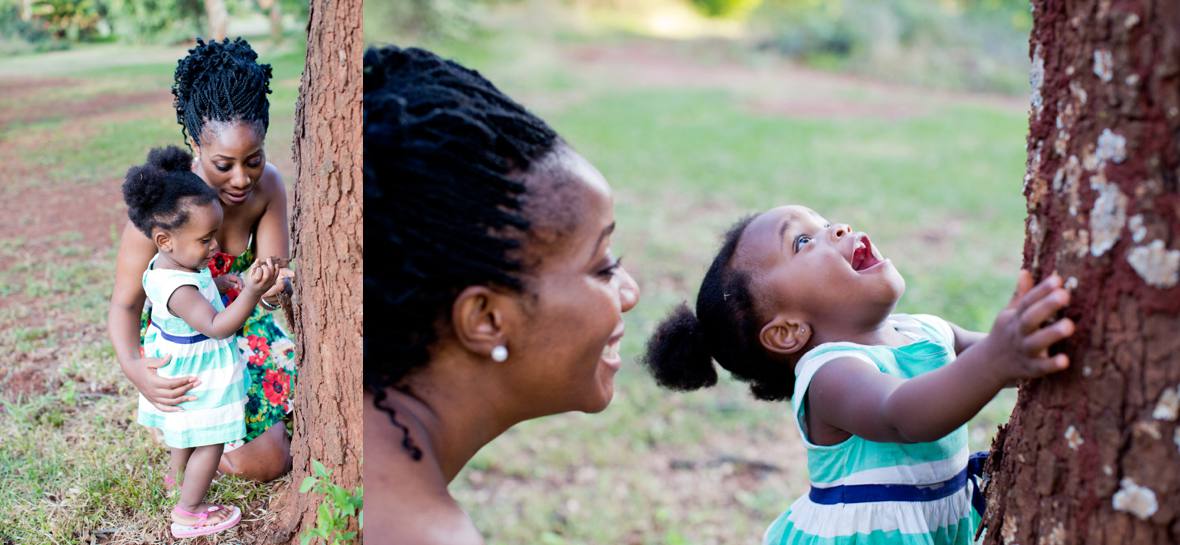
[
  {"xmin": 203, "ymin": 0, "xmax": 228, "ymax": 41},
  {"xmin": 983, "ymin": 1, "xmax": 1180, "ymax": 544},
  {"xmin": 268, "ymin": 0, "xmax": 363, "ymax": 542}
]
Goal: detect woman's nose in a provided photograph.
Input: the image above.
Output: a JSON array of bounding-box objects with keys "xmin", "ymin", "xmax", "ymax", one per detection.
[
  {"xmin": 231, "ymin": 168, "xmax": 252, "ymax": 189},
  {"xmin": 617, "ymin": 267, "xmax": 640, "ymax": 313}
]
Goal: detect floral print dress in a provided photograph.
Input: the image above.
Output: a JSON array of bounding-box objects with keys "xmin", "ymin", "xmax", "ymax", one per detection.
[{"xmin": 140, "ymin": 239, "xmax": 297, "ymax": 451}]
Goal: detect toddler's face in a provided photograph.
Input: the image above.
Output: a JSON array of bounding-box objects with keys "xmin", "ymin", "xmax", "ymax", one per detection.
[
  {"xmin": 735, "ymin": 205, "xmax": 905, "ymax": 332},
  {"xmin": 160, "ymin": 201, "xmax": 223, "ymax": 271}
]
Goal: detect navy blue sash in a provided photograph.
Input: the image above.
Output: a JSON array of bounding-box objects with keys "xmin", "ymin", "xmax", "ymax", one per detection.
[
  {"xmin": 150, "ymin": 321, "xmax": 210, "ymax": 344},
  {"xmin": 809, "ymin": 452, "xmax": 987, "ymax": 516}
]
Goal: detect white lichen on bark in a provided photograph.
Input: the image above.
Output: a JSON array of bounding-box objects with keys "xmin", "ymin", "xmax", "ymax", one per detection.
[
  {"xmin": 1089, "ymin": 178, "xmax": 1127, "ymax": 256},
  {"xmin": 1112, "ymin": 478, "xmax": 1159, "ymax": 519},
  {"xmin": 1153, "ymin": 386, "xmax": 1180, "ymax": 421},
  {"xmin": 1127, "ymin": 240, "xmax": 1180, "ymax": 288},
  {"xmin": 1093, "ymin": 49, "xmax": 1114, "ymax": 82},
  {"xmin": 1064, "ymin": 425, "xmax": 1084, "ymax": 449},
  {"xmin": 1031, "ymin": 44, "xmax": 1046, "ymax": 115},
  {"xmin": 1129, "ymin": 214, "xmax": 1146, "ymax": 242},
  {"xmin": 1096, "ymin": 129, "xmax": 1127, "ymax": 164}
]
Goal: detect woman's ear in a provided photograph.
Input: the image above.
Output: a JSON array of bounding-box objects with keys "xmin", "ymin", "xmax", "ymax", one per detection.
[
  {"xmin": 450, "ymin": 286, "xmax": 515, "ymax": 361},
  {"xmin": 759, "ymin": 316, "xmax": 811, "ymax": 356}
]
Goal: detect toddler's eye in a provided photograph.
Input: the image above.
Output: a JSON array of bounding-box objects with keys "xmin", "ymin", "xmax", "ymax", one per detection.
[{"xmin": 793, "ymin": 235, "xmax": 812, "ymax": 253}]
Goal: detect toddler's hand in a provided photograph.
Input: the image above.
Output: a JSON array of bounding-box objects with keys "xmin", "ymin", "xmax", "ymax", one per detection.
[
  {"xmin": 982, "ymin": 270, "xmax": 1075, "ymax": 383},
  {"xmin": 243, "ymin": 257, "xmax": 280, "ymax": 296},
  {"xmin": 214, "ymin": 273, "xmax": 242, "ymax": 295}
]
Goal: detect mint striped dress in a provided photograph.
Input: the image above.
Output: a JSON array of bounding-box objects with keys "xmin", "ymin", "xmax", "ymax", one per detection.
[
  {"xmin": 136, "ymin": 255, "xmax": 248, "ymax": 449},
  {"xmin": 763, "ymin": 314, "xmax": 982, "ymax": 545}
]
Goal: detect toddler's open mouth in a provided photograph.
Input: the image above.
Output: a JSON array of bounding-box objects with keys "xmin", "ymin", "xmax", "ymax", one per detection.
[{"xmin": 851, "ymin": 235, "xmax": 883, "ymax": 272}]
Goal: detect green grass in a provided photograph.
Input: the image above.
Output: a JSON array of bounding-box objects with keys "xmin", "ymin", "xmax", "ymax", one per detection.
[
  {"xmin": 0, "ymin": 34, "xmax": 304, "ymax": 544},
  {"xmin": 382, "ymin": 11, "xmax": 1032, "ymax": 545}
]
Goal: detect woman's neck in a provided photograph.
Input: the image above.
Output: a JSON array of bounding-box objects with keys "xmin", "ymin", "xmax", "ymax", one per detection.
[{"xmin": 377, "ymin": 365, "xmax": 516, "ymax": 483}]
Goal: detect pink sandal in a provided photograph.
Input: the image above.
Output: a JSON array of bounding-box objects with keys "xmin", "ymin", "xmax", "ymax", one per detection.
[{"xmin": 170, "ymin": 504, "xmax": 241, "ymax": 538}]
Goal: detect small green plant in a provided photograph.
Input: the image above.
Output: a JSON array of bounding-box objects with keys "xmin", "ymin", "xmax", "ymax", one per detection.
[{"xmin": 299, "ymin": 460, "xmax": 362, "ymax": 545}]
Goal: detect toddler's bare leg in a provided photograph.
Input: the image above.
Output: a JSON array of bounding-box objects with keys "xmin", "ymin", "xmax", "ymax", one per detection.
[
  {"xmin": 174, "ymin": 443, "xmax": 230, "ymax": 525},
  {"xmin": 168, "ymin": 447, "xmax": 194, "ymax": 489}
]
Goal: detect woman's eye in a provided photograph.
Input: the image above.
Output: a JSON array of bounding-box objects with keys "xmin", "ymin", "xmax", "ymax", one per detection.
[
  {"xmin": 793, "ymin": 235, "xmax": 812, "ymax": 252},
  {"xmin": 215, "ymin": 164, "xmax": 231, "ymax": 172},
  {"xmin": 247, "ymin": 159, "xmax": 262, "ymax": 168}
]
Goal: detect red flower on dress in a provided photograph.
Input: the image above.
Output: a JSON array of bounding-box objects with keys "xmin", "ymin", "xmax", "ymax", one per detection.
[
  {"xmin": 262, "ymin": 369, "xmax": 290, "ymax": 406},
  {"xmin": 207, "ymin": 252, "xmax": 235, "ymax": 277},
  {"xmin": 246, "ymin": 335, "xmax": 271, "ymax": 366}
]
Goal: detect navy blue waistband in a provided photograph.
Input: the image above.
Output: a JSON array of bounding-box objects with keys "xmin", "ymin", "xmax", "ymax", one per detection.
[
  {"xmin": 151, "ymin": 322, "xmax": 210, "ymax": 344},
  {"xmin": 809, "ymin": 468, "xmax": 968, "ymax": 505},
  {"xmin": 809, "ymin": 452, "xmax": 988, "ymax": 515}
]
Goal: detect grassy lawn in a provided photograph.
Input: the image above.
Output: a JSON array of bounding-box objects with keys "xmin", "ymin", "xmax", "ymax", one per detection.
[
  {"xmin": 375, "ymin": 8, "xmax": 1031, "ymax": 545},
  {"xmin": 0, "ymin": 35, "xmax": 305, "ymax": 544}
]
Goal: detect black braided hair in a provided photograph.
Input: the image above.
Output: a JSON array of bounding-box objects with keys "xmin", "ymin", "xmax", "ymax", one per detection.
[
  {"xmin": 123, "ymin": 146, "xmax": 218, "ymax": 238},
  {"xmin": 172, "ymin": 37, "xmax": 273, "ymax": 147},
  {"xmin": 643, "ymin": 215, "xmax": 796, "ymax": 401},
  {"xmin": 364, "ymin": 45, "xmax": 561, "ymax": 458}
]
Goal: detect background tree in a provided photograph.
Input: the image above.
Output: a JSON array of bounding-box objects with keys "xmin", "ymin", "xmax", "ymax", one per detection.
[
  {"xmin": 984, "ymin": 0, "xmax": 1180, "ymax": 543},
  {"xmin": 269, "ymin": 0, "xmax": 362, "ymax": 542},
  {"xmin": 203, "ymin": 0, "xmax": 226, "ymax": 40}
]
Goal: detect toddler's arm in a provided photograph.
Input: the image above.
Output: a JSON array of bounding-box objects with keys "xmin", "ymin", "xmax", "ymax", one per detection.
[
  {"xmin": 168, "ymin": 259, "xmax": 280, "ymax": 339},
  {"xmin": 808, "ymin": 271, "xmax": 1074, "ymax": 444}
]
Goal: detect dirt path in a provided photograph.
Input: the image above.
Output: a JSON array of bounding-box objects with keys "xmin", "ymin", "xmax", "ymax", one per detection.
[{"xmin": 562, "ymin": 40, "xmax": 1027, "ymax": 119}]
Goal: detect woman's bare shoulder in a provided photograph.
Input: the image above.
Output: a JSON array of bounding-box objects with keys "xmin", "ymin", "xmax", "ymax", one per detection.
[{"xmin": 363, "ymin": 487, "xmax": 483, "ymax": 545}]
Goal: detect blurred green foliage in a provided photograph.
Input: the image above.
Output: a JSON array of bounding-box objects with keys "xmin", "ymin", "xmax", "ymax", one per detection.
[
  {"xmin": 0, "ymin": 3, "xmax": 64, "ymax": 54},
  {"xmin": 0, "ymin": 0, "xmax": 305, "ymax": 52},
  {"xmin": 102, "ymin": 0, "xmax": 203, "ymax": 42},
  {"xmin": 753, "ymin": 0, "xmax": 1031, "ymax": 92},
  {"xmin": 689, "ymin": 0, "xmax": 762, "ymax": 18},
  {"xmin": 30, "ymin": 0, "xmax": 104, "ymax": 40}
]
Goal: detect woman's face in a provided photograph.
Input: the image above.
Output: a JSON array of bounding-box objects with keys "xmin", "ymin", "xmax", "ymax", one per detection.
[
  {"xmin": 503, "ymin": 150, "xmax": 641, "ymax": 416},
  {"xmin": 192, "ymin": 121, "xmax": 267, "ymax": 207}
]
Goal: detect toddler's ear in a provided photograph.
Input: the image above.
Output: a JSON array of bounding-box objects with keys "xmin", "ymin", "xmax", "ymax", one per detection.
[
  {"xmin": 759, "ymin": 316, "xmax": 811, "ymax": 356},
  {"xmin": 153, "ymin": 231, "xmax": 171, "ymax": 252}
]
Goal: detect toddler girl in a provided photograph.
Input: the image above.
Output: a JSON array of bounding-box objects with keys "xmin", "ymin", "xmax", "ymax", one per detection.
[
  {"xmin": 644, "ymin": 204, "xmax": 1075, "ymax": 544},
  {"xmin": 121, "ymin": 146, "xmax": 278, "ymax": 538}
]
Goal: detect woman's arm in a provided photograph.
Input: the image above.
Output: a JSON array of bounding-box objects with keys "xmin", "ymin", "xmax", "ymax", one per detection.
[
  {"xmin": 809, "ymin": 272, "xmax": 1074, "ymax": 444},
  {"xmin": 253, "ymin": 163, "xmax": 294, "ymax": 304},
  {"xmin": 107, "ymin": 221, "xmax": 197, "ymax": 410}
]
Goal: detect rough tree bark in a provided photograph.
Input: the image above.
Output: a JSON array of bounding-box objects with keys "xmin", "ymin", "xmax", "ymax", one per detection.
[
  {"xmin": 983, "ymin": 1, "xmax": 1180, "ymax": 544},
  {"xmin": 269, "ymin": 0, "xmax": 362, "ymax": 542}
]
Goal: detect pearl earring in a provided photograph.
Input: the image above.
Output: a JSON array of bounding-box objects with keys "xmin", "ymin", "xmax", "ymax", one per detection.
[{"xmin": 491, "ymin": 345, "xmax": 508, "ymax": 362}]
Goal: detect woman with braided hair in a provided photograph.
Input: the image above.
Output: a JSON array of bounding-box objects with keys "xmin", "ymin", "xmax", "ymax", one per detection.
[
  {"xmin": 108, "ymin": 37, "xmax": 297, "ymax": 483},
  {"xmin": 364, "ymin": 45, "xmax": 641, "ymax": 543}
]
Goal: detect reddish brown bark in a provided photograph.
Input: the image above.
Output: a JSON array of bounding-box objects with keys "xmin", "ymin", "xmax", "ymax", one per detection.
[
  {"xmin": 269, "ymin": 0, "xmax": 362, "ymax": 542},
  {"xmin": 983, "ymin": 1, "xmax": 1180, "ymax": 544}
]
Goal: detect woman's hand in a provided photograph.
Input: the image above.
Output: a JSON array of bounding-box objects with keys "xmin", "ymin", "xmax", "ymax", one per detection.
[
  {"xmin": 981, "ymin": 271, "xmax": 1076, "ymax": 383},
  {"xmin": 261, "ymin": 267, "xmax": 295, "ymax": 307},
  {"xmin": 214, "ymin": 273, "xmax": 243, "ymax": 295},
  {"xmin": 132, "ymin": 354, "xmax": 199, "ymax": 412}
]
